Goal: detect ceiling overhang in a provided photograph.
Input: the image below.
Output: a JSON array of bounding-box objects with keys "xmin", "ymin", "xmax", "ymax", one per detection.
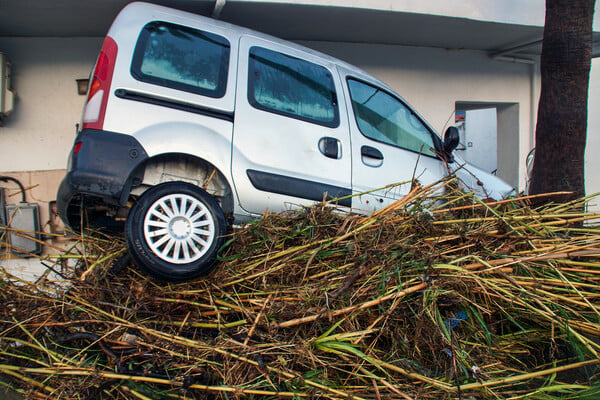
[{"xmin": 1, "ymin": 0, "xmax": 599, "ymax": 61}]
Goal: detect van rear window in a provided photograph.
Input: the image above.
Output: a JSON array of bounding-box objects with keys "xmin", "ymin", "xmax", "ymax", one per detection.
[{"xmin": 132, "ymin": 21, "xmax": 230, "ymax": 98}]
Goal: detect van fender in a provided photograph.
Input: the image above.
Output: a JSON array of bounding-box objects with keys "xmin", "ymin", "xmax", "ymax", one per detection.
[
  {"xmin": 132, "ymin": 121, "xmax": 233, "ymax": 181},
  {"xmin": 450, "ymin": 155, "xmax": 515, "ymax": 200}
]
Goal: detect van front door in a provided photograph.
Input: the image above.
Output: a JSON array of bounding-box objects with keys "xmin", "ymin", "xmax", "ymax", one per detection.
[
  {"xmin": 232, "ymin": 37, "xmax": 352, "ymax": 215},
  {"xmin": 344, "ymin": 77, "xmax": 448, "ymax": 212}
]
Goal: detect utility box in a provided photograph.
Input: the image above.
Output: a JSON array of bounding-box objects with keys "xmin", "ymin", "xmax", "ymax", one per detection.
[
  {"xmin": 5, "ymin": 203, "xmax": 42, "ymax": 256},
  {"xmin": 0, "ymin": 52, "xmax": 15, "ymax": 124}
]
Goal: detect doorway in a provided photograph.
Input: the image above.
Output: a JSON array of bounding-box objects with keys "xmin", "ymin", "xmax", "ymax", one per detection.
[
  {"xmin": 455, "ymin": 107, "xmax": 498, "ymax": 174},
  {"xmin": 455, "ymin": 102, "xmax": 519, "ymax": 189}
]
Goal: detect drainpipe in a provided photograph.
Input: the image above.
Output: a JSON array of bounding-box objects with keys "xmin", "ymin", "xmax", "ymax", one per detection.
[
  {"xmin": 492, "ymin": 55, "xmax": 537, "ymax": 65},
  {"xmin": 491, "ymin": 47, "xmax": 540, "ymax": 190},
  {"xmin": 491, "ymin": 39, "xmax": 542, "ymax": 59},
  {"xmin": 212, "ymin": 0, "xmax": 226, "ymax": 19},
  {"xmin": 493, "ymin": 55, "xmax": 539, "ymax": 155},
  {"xmin": 529, "ymin": 61, "xmax": 539, "ymax": 156}
]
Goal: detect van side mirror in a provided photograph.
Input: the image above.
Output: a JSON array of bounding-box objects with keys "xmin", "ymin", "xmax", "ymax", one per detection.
[{"xmin": 443, "ymin": 126, "xmax": 460, "ymax": 154}]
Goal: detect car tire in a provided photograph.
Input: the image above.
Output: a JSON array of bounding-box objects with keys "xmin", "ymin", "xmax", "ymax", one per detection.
[{"xmin": 125, "ymin": 181, "xmax": 227, "ymax": 281}]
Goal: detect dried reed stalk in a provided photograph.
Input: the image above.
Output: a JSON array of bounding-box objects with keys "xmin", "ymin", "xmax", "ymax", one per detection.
[{"xmin": 1, "ymin": 181, "xmax": 600, "ymax": 399}]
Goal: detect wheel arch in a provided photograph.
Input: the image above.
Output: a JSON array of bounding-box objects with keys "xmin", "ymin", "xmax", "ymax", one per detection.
[{"xmin": 127, "ymin": 152, "xmax": 235, "ymax": 221}]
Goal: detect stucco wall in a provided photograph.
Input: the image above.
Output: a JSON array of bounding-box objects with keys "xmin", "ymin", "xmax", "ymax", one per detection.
[
  {"xmin": 0, "ymin": 37, "xmax": 101, "ymax": 171},
  {"xmin": 587, "ymin": 58, "xmax": 600, "ymax": 212},
  {"xmin": 259, "ymin": 0, "xmax": 600, "ymax": 31}
]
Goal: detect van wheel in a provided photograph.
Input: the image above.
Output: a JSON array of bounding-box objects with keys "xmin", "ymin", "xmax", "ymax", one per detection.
[{"xmin": 125, "ymin": 182, "xmax": 226, "ymax": 281}]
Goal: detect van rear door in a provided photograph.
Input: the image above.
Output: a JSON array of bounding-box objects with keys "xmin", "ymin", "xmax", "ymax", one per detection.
[{"xmin": 232, "ymin": 36, "xmax": 352, "ymax": 214}]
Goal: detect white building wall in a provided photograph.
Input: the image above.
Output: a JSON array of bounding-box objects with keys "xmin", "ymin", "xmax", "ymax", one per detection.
[
  {"xmin": 587, "ymin": 58, "xmax": 600, "ymax": 212},
  {"xmin": 249, "ymin": 0, "xmax": 600, "ymax": 31},
  {"xmin": 0, "ymin": 37, "xmax": 101, "ymax": 171},
  {"xmin": 460, "ymin": 108, "xmax": 498, "ymax": 174}
]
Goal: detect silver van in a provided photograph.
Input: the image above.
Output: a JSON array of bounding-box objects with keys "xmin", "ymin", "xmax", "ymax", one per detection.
[{"xmin": 57, "ymin": 2, "xmax": 513, "ymax": 280}]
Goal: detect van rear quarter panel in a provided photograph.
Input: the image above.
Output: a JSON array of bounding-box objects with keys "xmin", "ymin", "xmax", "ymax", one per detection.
[
  {"xmin": 104, "ymin": 2, "xmax": 239, "ymax": 114},
  {"xmin": 98, "ymin": 2, "xmax": 243, "ymax": 209},
  {"xmin": 102, "ymin": 3, "xmax": 239, "ymax": 154}
]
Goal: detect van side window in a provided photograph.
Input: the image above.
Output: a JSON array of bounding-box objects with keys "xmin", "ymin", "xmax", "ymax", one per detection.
[
  {"xmin": 347, "ymin": 78, "xmax": 437, "ymax": 158},
  {"xmin": 248, "ymin": 47, "xmax": 339, "ymax": 128},
  {"xmin": 132, "ymin": 21, "xmax": 230, "ymax": 98}
]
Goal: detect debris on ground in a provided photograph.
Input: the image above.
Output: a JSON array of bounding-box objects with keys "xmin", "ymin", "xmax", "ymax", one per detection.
[{"xmin": 1, "ymin": 180, "xmax": 600, "ymax": 399}]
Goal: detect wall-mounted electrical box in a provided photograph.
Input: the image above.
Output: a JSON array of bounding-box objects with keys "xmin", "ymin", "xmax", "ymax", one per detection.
[
  {"xmin": 0, "ymin": 52, "xmax": 15, "ymax": 124},
  {"xmin": 5, "ymin": 203, "xmax": 42, "ymax": 256}
]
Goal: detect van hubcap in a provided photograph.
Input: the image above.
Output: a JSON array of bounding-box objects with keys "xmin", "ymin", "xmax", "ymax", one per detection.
[
  {"xmin": 169, "ymin": 217, "xmax": 191, "ymax": 239},
  {"xmin": 143, "ymin": 193, "xmax": 215, "ymax": 264}
]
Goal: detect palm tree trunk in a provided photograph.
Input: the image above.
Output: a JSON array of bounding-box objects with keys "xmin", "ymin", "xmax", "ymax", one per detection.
[{"xmin": 529, "ymin": 0, "xmax": 595, "ymax": 202}]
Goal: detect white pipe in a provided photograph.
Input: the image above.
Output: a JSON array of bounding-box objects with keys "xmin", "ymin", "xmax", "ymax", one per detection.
[
  {"xmin": 493, "ymin": 55, "xmax": 537, "ymax": 65},
  {"xmin": 212, "ymin": 0, "xmax": 226, "ymax": 19},
  {"xmin": 492, "ymin": 52, "xmax": 539, "ymax": 190},
  {"xmin": 491, "ymin": 39, "xmax": 543, "ymax": 58},
  {"xmin": 530, "ymin": 61, "xmax": 539, "ymax": 156}
]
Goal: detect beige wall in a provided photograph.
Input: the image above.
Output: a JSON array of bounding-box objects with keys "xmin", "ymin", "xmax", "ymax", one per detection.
[
  {"xmin": 0, "ymin": 37, "xmax": 101, "ymax": 171},
  {"xmin": 587, "ymin": 59, "xmax": 600, "ymax": 212},
  {"xmin": 0, "ymin": 37, "xmax": 100, "ymax": 270}
]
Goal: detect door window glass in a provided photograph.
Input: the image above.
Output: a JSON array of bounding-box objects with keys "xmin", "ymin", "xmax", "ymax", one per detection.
[
  {"xmin": 248, "ymin": 46, "xmax": 339, "ymax": 128},
  {"xmin": 132, "ymin": 21, "xmax": 230, "ymax": 98},
  {"xmin": 348, "ymin": 78, "xmax": 437, "ymax": 157}
]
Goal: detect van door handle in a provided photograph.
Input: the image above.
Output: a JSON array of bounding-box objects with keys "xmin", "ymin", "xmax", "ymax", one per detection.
[
  {"xmin": 361, "ymin": 145, "xmax": 384, "ymax": 167},
  {"xmin": 361, "ymin": 146, "xmax": 383, "ymax": 160},
  {"xmin": 319, "ymin": 137, "xmax": 341, "ymax": 159}
]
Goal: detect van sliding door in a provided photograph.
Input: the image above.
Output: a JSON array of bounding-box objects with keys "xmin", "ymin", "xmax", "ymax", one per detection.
[{"xmin": 231, "ymin": 36, "xmax": 352, "ymax": 215}]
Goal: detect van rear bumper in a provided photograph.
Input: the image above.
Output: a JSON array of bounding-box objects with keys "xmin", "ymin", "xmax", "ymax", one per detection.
[{"xmin": 57, "ymin": 129, "xmax": 148, "ymax": 229}]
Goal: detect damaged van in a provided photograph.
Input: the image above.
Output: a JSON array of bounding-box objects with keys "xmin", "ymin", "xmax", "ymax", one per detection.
[{"xmin": 57, "ymin": 2, "xmax": 514, "ymax": 280}]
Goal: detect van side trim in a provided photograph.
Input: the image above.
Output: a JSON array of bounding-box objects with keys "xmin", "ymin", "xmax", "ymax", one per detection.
[
  {"xmin": 114, "ymin": 89, "xmax": 234, "ymax": 122},
  {"xmin": 246, "ymin": 169, "xmax": 352, "ymax": 207}
]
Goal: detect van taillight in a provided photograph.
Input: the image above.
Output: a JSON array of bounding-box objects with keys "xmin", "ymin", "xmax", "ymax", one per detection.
[
  {"xmin": 82, "ymin": 36, "xmax": 117, "ymax": 131},
  {"xmin": 73, "ymin": 142, "xmax": 83, "ymax": 154}
]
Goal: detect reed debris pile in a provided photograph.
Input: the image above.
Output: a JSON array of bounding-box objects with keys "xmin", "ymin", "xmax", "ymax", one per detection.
[{"xmin": 2, "ymin": 182, "xmax": 600, "ymax": 399}]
